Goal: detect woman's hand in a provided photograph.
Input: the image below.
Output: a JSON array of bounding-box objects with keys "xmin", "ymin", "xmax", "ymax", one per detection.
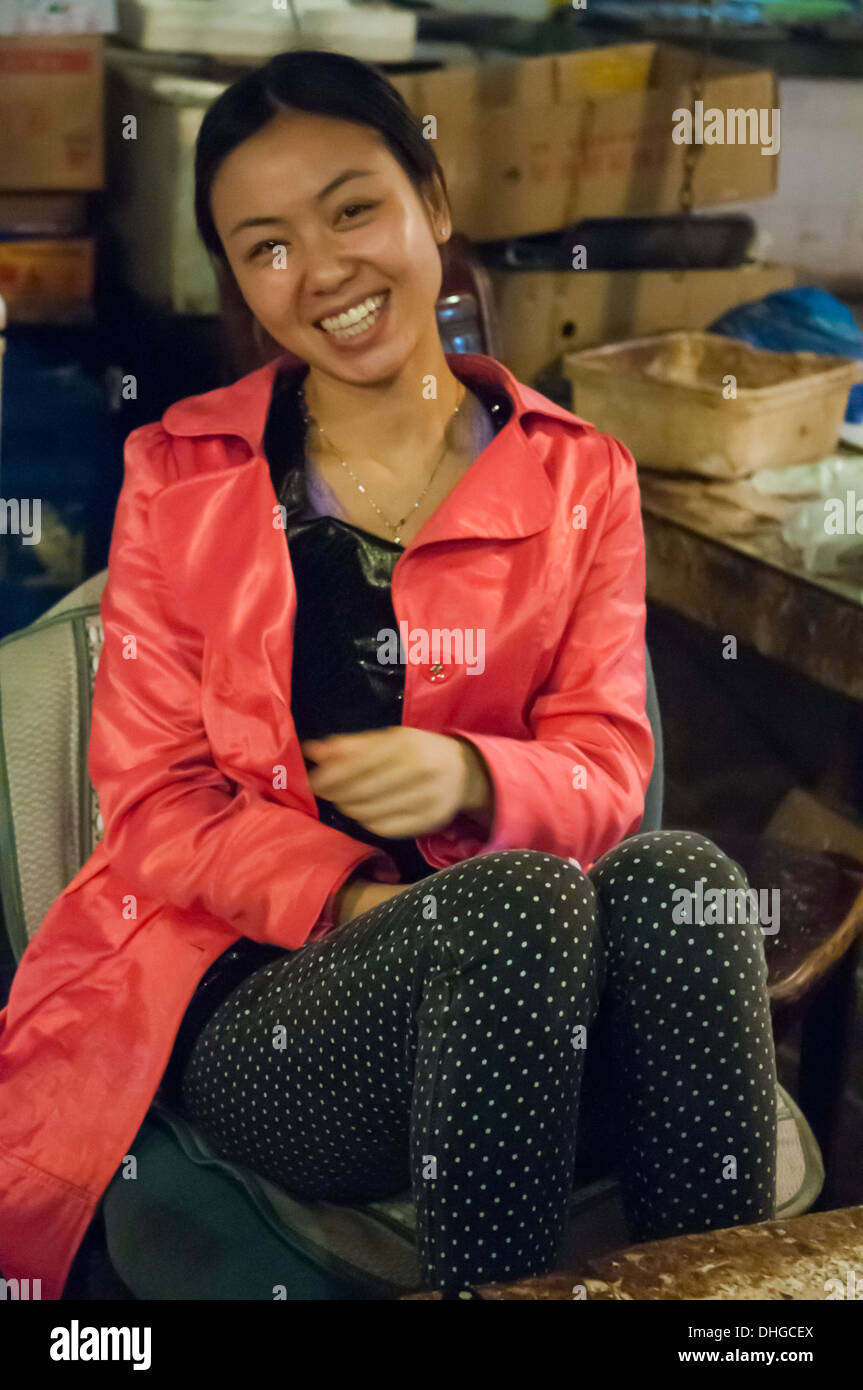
[{"xmin": 301, "ymin": 727, "xmax": 494, "ymax": 838}]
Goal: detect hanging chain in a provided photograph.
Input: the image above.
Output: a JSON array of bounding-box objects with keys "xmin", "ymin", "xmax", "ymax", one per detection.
[{"xmin": 678, "ymin": 0, "xmax": 719, "ymax": 219}]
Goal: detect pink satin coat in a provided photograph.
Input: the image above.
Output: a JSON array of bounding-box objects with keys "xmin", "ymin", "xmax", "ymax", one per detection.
[{"xmin": 0, "ymin": 351, "xmax": 653, "ymax": 1297}]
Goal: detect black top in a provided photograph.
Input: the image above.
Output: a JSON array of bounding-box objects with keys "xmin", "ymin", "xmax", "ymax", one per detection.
[
  {"xmin": 266, "ymin": 363, "xmax": 508, "ymax": 881},
  {"xmin": 158, "ymin": 363, "xmax": 511, "ymax": 1101}
]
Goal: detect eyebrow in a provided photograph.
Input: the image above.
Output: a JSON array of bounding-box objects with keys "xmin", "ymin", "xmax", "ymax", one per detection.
[{"xmin": 228, "ymin": 169, "xmax": 376, "ymax": 237}]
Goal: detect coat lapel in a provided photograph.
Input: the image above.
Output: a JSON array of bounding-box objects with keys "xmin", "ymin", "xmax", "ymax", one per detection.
[
  {"xmin": 159, "ymin": 351, "xmax": 596, "ymax": 550},
  {"xmin": 152, "ymin": 351, "xmax": 597, "ymax": 789}
]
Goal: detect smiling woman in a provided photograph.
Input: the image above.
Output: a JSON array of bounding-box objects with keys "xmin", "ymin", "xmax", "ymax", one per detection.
[{"xmin": 167, "ymin": 48, "xmax": 775, "ymax": 1293}]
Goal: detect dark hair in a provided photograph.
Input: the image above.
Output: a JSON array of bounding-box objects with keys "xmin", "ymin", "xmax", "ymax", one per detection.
[{"xmin": 194, "ymin": 47, "xmax": 449, "ymax": 262}]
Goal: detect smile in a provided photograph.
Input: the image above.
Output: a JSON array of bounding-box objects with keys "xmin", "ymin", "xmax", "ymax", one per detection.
[{"xmin": 317, "ymin": 291, "xmax": 389, "ymax": 340}]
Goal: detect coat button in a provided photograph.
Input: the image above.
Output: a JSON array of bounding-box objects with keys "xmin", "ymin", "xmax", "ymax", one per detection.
[{"xmin": 428, "ymin": 662, "xmax": 448, "ymax": 682}]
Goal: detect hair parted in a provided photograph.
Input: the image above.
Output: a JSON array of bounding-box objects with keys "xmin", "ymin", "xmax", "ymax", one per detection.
[{"xmin": 194, "ymin": 47, "xmax": 449, "ymax": 260}]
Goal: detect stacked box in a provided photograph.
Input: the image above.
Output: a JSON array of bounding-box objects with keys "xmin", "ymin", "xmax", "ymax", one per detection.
[{"xmin": 0, "ymin": 35, "xmax": 103, "ymax": 321}]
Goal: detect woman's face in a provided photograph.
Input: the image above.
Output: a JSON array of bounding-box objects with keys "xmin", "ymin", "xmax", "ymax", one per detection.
[{"xmin": 210, "ymin": 109, "xmax": 450, "ymax": 384}]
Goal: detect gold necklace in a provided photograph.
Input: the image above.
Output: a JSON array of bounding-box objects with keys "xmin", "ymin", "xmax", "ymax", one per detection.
[{"xmin": 299, "ymin": 381, "xmax": 466, "ymax": 545}]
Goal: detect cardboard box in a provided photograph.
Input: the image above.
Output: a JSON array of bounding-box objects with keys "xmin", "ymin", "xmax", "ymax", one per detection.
[
  {"xmin": 490, "ymin": 262, "xmax": 796, "ymax": 382},
  {"xmin": 0, "ymin": 0, "xmax": 115, "ymax": 33},
  {"xmin": 0, "ymin": 36, "xmax": 104, "ymax": 190},
  {"xmin": 0, "ymin": 292, "xmax": 5, "ymax": 438},
  {"xmin": 0, "ymin": 239, "xmax": 95, "ymax": 322},
  {"xmin": 0, "ymin": 193, "xmax": 89, "ymax": 236},
  {"xmin": 389, "ymin": 43, "xmax": 780, "ymax": 241}
]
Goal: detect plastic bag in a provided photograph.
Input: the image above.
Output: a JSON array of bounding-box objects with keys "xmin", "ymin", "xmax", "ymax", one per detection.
[
  {"xmin": 708, "ymin": 287, "xmax": 863, "ymax": 423},
  {"xmin": 751, "ymin": 453, "xmax": 863, "ymax": 499},
  {"xmin": 781, "ymin": 499, "xmax": 863, "ymax": 582},
  {"xmin": 763, "ymin": 453, "xmax": 863, "ymax": 580}
]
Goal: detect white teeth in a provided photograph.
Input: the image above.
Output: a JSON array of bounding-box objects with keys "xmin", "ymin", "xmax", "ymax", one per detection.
[{"xmin": 319, "ymin": 292, "xmax": 387, "ymax": 337}]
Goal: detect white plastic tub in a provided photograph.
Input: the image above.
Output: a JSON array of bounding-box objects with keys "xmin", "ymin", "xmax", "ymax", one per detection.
[
  {"xmin": 115, "ymin": 0, "xmax": 416, "ymax": 62},
  {"xmin": 564, "ymin": 331, "xmax": 863, "ymax": 478}
]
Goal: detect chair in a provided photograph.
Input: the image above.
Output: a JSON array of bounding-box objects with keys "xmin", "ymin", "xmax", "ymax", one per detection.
[{"xmin": 0, "ymin": 569, "xmax": 824, "ymax": 1299}]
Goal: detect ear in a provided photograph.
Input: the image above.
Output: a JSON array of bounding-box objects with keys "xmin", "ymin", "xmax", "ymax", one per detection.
[{"xmin": 421, "ymin": 173, "xmax": 452, "ymax": 244}]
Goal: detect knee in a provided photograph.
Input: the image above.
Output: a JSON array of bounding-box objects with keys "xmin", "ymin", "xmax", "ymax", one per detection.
[
  {"xmin": 466, "ymin": 847, "xmax": 591, "ymax": 901},
  {"xmin": 475, "ymin": 845, "xmax": 603, "ymax": 956},
  {"xmin": 591, "ymin": 830, "xmax": 772, "ymax": 956},
  {"xmin": 473, "ymin": 846, "xmax": 585, "ymax": 884},
  {"xmin": 591, "ymin": 829, "xmax": 744, "ymax": 894},
  {"xmin": 446, "ymin": 848, "xmax": 603, "ymax": 956}
]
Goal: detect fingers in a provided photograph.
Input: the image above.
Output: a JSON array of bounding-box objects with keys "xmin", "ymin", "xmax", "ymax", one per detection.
[
  {"xmin": 308, "ymin": 761, "xmax": 412, "ymax": 803},
  {"xmin": 337, "ymin": 789, "xmax": 435, "ymax": 828},
  {"xmin": 300, "ymin": 727, "xmax": 455, "ymax": 836},
  {"xmin": 354, "ymin": 807, "xmax": 450, "ymax": 837},
  {"xmin": 303, "ymin": 728, "xmax": 426, "ymax": 800},
  {"xmin": 301, "ymin": 730, "xmax": 393, "ymax": 767}
]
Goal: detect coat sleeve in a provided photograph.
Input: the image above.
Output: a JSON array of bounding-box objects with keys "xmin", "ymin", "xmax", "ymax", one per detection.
[
  {"xmin": 88, "ymin": 423, "xmax": 390, "ymax": 949},
  {"xmin": 417, "ymin": 434, "xmax": 654, "ymax": 872}
]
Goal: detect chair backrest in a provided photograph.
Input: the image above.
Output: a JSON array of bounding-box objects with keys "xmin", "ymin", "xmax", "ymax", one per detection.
[
  {"xmin": 639, "ymin": 645, "xmax": 664, "ymax": 834},
  {"xmin": 0, "ymin": 570, "xmax": 107, "ymax": 961}
]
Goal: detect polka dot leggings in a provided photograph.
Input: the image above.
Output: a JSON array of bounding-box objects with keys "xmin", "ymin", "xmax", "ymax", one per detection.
[{"xmin": 175, "ymin": 832, "xmax": 778, "ymax": 1294}]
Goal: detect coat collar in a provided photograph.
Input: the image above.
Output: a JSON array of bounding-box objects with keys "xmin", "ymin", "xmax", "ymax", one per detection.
[
  {"xmin": 161, "ymin": 351, "xmax": 592, "ymax": 450},
  {"xmin": 160, "ymin": 351, "xmax": 596, "ymax": 548}
]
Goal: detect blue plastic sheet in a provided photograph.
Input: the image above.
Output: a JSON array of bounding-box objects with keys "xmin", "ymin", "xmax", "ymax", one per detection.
[{"xmin": 708, "ymin": 287, "xmax": 863, "ymax": 423}]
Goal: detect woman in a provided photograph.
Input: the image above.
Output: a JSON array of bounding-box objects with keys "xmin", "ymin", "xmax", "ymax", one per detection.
[{"xmin": 0, "ymin": 50, "xmax": 777, "ymax": 1300}]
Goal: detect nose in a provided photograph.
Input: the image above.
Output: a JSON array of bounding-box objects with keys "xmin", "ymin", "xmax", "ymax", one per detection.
[{"xmin": 301, "ymin": 233, "xmax": 355, "ymax": 301}]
